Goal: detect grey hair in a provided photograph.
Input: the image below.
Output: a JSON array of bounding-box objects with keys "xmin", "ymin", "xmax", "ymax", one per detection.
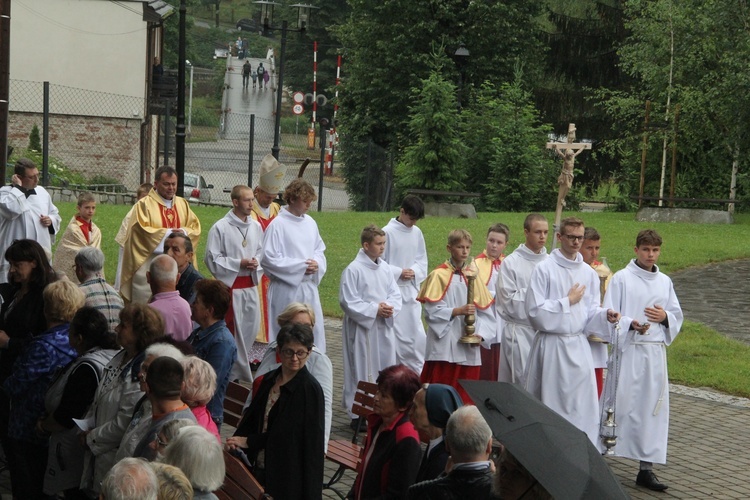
[
  {"xmin": 161, "ymin": 426, "xmax": 225, "ymax": 493},
  {"xmin": 149, "ymin": 254, "xmax": 178, "ymax": 284},
  {"xmin": 144, "ymin": 343, "xmax": 186, "ymax": 362},
  {"xmin": 445, "ymin": 405, "xmax": 492, "ymax": 459},
  {"xmin": 160, "ymin": 418, "xmax": 198, "ymax": 443},
  {"xmin": 101, "ymin": 457, "xmax": 158, "ymax": 500},
  {"xmin": 181, "ymin": 356, "xmax": 217, "ymax": 407},
  {"xmin": 75, "ymin": 246, "xmax": 105, "ymax": 276}
]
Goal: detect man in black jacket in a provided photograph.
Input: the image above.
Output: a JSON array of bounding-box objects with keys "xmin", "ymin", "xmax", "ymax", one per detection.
[{"xmin": 406, "ymin": 405, "xmax": 495, "ymax": 500}]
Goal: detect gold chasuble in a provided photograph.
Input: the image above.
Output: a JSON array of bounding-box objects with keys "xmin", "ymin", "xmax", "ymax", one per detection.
[
  {"xmin": 474, "ymin": 252, "xmax": 503, "ymax": 287},
  {"xmin": 417, "ymin": 260, "xmax": 494, "ymax": 310},
  {"xmin": 120, "ymin": 190, "xmax": 201, "ymax": 302}
]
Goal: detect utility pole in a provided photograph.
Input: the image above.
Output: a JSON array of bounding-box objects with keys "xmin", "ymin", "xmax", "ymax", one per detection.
[
  {"xmin": 176, "ymin": 0, "xmax": 186, "ymax": 196},
  {"xmin": 0, "ymin": 0, "xmax": 11, "ymax": 181}
]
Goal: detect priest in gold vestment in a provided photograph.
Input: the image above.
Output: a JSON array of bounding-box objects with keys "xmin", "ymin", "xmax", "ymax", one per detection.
[{"xmin": 120, "ymin": 166, "xmax": 201, "ymax": 304}]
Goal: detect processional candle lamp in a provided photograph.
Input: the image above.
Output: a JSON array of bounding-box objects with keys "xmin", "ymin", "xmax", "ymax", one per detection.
[{"xmin": 459, "ymin": 259, "xmax": 481, "ymax": 344}]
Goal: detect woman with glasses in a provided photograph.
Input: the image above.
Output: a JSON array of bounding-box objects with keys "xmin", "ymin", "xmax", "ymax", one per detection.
[
  {"xmin": 226, "ymin": 322, "xmax": 325, "ymax": 500},
  {"xmin": 254, "ymin": 302, "xmax": 333, "ymax": 449}
]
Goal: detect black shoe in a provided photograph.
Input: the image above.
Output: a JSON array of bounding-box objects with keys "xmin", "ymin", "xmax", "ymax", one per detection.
[{"xmin": 636, "ymin": 470, "xmax": 668, "ymax": 491}]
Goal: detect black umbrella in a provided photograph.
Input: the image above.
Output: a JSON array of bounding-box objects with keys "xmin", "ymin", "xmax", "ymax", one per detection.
[{"xmin": 461, "ymin": 380, "xmax": 629, "ymax": 500}]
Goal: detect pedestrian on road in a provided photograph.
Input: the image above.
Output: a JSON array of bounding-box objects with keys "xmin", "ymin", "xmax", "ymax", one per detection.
[
  {"xmin": 251, "ymin": 70, "xmax": 258, "ymax": 89},
  {"xmin": 257, "ymin": 63, "xmax": 266, "ymax": 89},
  {"xmin": 242, "ymin": 60, "xmax": 251, "ymax": 89},
  {"xmin": 263, "ymin": 68, "xmax": 270, "ymax": 89}
]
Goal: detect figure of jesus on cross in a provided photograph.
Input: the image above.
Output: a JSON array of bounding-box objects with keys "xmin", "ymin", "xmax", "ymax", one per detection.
[{"xmin": 546, "ymin": 123, "xmax": 591, "ymax": 248}]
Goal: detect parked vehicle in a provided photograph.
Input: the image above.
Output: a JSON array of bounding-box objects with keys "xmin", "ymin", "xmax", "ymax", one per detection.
[
  {"xmin": 236, "ymin": 18, "xmax": 259, "ymax": 32},
  {"xmin": 184, "ymin": 173, "xmax": 213, "ymax": 204}
]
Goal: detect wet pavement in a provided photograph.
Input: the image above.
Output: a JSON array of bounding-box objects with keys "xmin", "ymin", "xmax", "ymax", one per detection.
[{"xmin": 671, "ymin": 259, "xmax": 750, "ymax": 344}]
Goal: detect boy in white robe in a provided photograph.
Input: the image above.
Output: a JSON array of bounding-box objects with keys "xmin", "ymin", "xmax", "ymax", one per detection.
[
  {"xmin": 382, "ymin": 195, "xmax": 428, "ymax": 374},
  {"xmin": 580, "ymin": 226, "xmax": 613, "ymax": 397},
  {"xmin": 524, "ymin": 217, "xmax": 619, "ymax": 446},
  {"xmin": 496, "ymin": 214, "xmax": 548, "ymax": 385},
  {"xmin": 418, "ymin": 229, "xmax": 495, "ymax": 403},
  {"xmin": 601, "ymin": 229, "xmax": 683, "ymax": 492},
  {"xmin": 474, "ymin": 223, "xmax": 509, "ymax": 380},
  {"xmin": 204, "ymin": 185, "xmax": 263, "ymax": 382},
  {"xmin": 340, "ymin": 225, "xmax": 402, "ymax": 422},
  {"xmin": 52, "ymin": 192, "xmax": 102, "ymax": 282},
  {"xmin": 261, "ymin": 179, "xmax": 327, "ymax": 352}
]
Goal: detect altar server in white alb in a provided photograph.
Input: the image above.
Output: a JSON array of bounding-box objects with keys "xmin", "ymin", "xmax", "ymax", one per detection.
[
  {"xmin": 340, "ymin": 224, "xmax": 402, "ymax": 421},
  {"xmin": 0, "ymin": 158, "xmax": 61, "ymax": 282},
  {"xmin": 474, "ymin": 222, "xmax": 509, "ymax": 381},
  {"xmin": 524, "ymin": 217, "xmax": 619, "ymax": 446},
  {"xmin": 261, "ymin": 178, "xmax": 327, "ymax": 352},
  {"xmin": 601, "ymin": 229, "xmax": 683, "ymax": 492},
  {"xmin": 204, "ymin": 185, "xmax": 264, "ymax": 382},
  {"xmin": 495, "ymin": 213, "xmax": 548, "ymax": 384},
  {"xmin": 382, "ymin": 195, "xmax": 428, "ymax": 374}
]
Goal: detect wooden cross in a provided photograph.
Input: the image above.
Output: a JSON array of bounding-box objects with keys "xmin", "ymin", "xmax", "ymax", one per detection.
[{"xmin": 546, "ymin": 123, "xmax": 591, "ymax": 248}]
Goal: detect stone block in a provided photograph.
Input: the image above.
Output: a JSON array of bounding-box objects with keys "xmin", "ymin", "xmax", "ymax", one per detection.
[
  {"xmin": 424, "ymin": 202, "xmax": 477, "ymax": 219},
  {"xmin": 636, "ymin": 207, "xmax": 733, "ymax": 224}
]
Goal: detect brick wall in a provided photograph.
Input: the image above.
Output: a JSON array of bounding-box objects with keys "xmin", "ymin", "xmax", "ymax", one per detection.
[{"xmin": 8, "ymin": 112, "xmax": 142, "ymax": 190}]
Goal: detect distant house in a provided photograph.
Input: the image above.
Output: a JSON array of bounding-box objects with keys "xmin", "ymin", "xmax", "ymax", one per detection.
[{"xmin": 7, "ymin": 0, "xmax": 174, "ymax": 189}]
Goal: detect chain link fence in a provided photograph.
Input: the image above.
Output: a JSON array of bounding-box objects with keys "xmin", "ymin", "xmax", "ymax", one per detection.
[
  {"xmin": 8, "ymin": 79, "xmax": 145, "ymax": 189},
  {"xmin": 7, "ymin": 75, "xmax": 352, "ymax": 210}
]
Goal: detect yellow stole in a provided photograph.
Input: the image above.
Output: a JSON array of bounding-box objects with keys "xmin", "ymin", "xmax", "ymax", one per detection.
[
  {"xmin": 251, "ymin": 201, "xmax": 281, "ymax": 231},
  {"xmin": 474, "ymin": 251, "xmax": 504, "ymax": 287},
  {"xmin": 417, "ymin": 260, "xmax": 495, "ymax": 310}
]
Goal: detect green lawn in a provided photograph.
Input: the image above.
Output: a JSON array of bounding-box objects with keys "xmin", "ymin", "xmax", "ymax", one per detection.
[{"xmin": 55, "ymin": 204, "xmax": 750, "ymax": 397}]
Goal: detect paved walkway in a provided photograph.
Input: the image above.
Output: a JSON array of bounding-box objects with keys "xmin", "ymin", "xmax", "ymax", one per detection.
[{"xmin": 671, "ymin": 259, "xmax": 750, "ymax": 344}]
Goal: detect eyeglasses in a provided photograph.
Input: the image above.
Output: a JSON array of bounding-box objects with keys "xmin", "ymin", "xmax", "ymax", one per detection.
[
  {"xmin": 561, "ymin": 234, "xmax": 584, "ymax": 242},
  {"xmin": 280, "ymin": 348, "xmax": 310, "ymax": 359},
  {"xmin": 156, "ymin": 435, "xmax": 169, "ymax": 447}
]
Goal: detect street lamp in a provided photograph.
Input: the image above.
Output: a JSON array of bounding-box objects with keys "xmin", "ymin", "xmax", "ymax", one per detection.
[
  {"xmin": 254, "ymin": 1, "xmax": 319, "ymax": 160},
  {"xmin": 454, "ymin": 43, "xmax": 470, "ymax": 110},
  {"xmin": 186, "ymin": 60, "xmax": 194, "ymax": 136}
]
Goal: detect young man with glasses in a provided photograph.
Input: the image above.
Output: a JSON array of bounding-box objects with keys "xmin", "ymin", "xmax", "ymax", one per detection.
[
  {"xmin": 0, "ymin": 158, "xmax": 61, "ymax": 283},
  {"xmin": 523, "ymin": 217, "xmax": 619, "ymax": 446}
]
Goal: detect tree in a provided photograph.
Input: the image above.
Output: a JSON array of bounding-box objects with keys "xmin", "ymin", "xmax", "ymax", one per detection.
[
  {"xmin": 28, "ymin": 125, "xmax": 41, "ymax": 152},
  {"xmin": 464, "ymin": 79, "xmax": 559, "ymax": 211},
  {"xmin": 595, "ymin": 0, "xmax": 750, "ymax": 209},
  {"xmin": 536, "ymin": 0, "xmax": 628, "ymax": 191},
  {"xmin": 395, "ymin": 67, "xmax": 466, "ymax": 197},
  {"xmin": 335, "ymin": 0, "xmax": 545, "ymax": 210}
]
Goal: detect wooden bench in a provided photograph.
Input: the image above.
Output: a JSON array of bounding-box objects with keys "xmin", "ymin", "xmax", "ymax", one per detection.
[
  {"xmin": 323, "ymin": 380, "xmax": 378, "ymax": 499},
  {"xmin": 223, "ymin": 381, "xmax": 251, "ymax": 429},
  {"xmin": 217, "ymin": 450, "xmax": 272, "ymax": 500}
]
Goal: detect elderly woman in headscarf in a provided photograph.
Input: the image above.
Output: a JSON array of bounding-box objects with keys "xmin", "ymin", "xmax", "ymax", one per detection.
[{"xmin": 409, "ymin": 383, "xmax": 464, "ymax": 482}]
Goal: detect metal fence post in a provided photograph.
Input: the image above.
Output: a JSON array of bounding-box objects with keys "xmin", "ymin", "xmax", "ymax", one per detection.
[
  {"xmin": 248, "ymin": 114, "xmax": 255, "ymax": 187},
  {"xmin": 42, "ymin": 81, "xmax": 49, "ymax": 186},
  {"xmin": 164, "ymin": 100, "xmax": 170, "ymax": 167}
]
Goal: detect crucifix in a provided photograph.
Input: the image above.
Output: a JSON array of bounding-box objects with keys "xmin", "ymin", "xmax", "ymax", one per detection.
[{"xmin": 546, "ymin": 123, "xmax": 591, "ymax": 249}]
